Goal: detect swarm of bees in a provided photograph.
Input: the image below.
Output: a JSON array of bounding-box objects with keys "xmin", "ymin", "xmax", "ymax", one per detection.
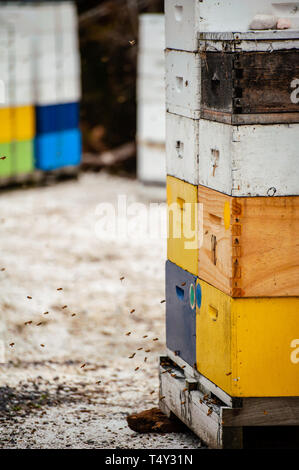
[{"xmin": 8, "ymin": 272, "xmax": 165, "ymax": 418}]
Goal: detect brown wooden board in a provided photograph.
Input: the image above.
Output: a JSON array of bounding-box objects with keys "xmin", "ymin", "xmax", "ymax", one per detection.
[
  {"xmin": 198, "ymin": 185, "xmax": 299, "ymax": 297},
  {"xmin": 201, "ymin": 50, "xmax": 299, "ymax": 124},
  {"xmin": 159, "ymin": 356, "xmax": 299, "ymax": 449}
]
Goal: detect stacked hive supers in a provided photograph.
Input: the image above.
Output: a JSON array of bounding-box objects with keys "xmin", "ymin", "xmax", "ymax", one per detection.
[
  {"xmin": 164, "ymin": 0, "xmax": 299, "ymax": 402},
  {"xmin": 34, "ymin": 2, "xmax": 81, "ymax": 170},
  {"xmin": 0, "ymin": 4, "xmax": 35, "ymax": 178},
  {"xmin": 0, "ymin": 1, "xmax": 81, "ymax": 178}
]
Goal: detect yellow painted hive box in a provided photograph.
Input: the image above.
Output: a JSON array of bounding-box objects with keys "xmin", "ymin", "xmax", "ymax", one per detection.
[
  {"xmin": 167, "ymin": 175, "xmax": 198, "ymax": 276},
  {"xmin": 196, "ymin": 278, "xmax": 299, "ymax": 397}
]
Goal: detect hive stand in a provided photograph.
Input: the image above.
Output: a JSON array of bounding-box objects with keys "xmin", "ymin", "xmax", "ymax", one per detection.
[{"xmin": 159, "ymin": 351, "xmax": 299, "ymax": 449}]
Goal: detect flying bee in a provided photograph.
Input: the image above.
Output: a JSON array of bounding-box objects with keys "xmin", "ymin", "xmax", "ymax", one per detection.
[
  {"xmin": 160, "ymin": 300, "xmax": 166, "ymax": 304},
  {"xmin": 128, "ymin": 353, "xmax": 135, "ymax": 359},
  {"xmin": 207, "ymin": 408, "xmax": 213, "ymax": 416},
  {"xmin": 40, "ymin": 344, "xmax": 45, "ymax": 348},
  {"xmin": 57, "ymin": 288, "xmax": 63, "ymax": 291},
  {"xmin": 142, "ymin": 335, "xmax": 148, "ymax": 339},
  {"xmin": 62, "ymin": 305, "xmax": 68, "ymax": 309},
  {"xmin": 144, "ymin": 357, "xmax": 147, "ymax": 362},
  {"xmin": 120, "ymin": 276, "xmax": 125, "ymax": 281},
  {"xmin": 129, "ymin": 40, "xmax": 136, "ymax": 46},
  {"xmin": 153, "ymin": 338, "xmax": 159, "ymax": 341},
  {"xmin": 9, "ymin": 342, "xmax": 14, "ymax": 347},
  {"xmin": 134, "ymin": 367, "xmax": 139, "ymax": 371},
  {"xmin": 36, "ymin": 322, "xmax": 43, "ymax": 326},
  {"xmin": 181, "ymin": 282, "xmax": 186, "ymax": 287},
  {"xmin": 130, "ymin": 309, "xmax": 135, "ymax": 314},
  {"xmin": 145, "ymin": 349, "xmax": 151, "ymax": 353},
  {"xmin": 27, "ymin": 296, "xmax": 32, "ymax": 299},
  {"xmin": 96, "ymin": 381, "xmax": 101, "ymax": 385},
  {"xmin": 43, "ymin": 312, "xmax": 49, "ymax": 315},
  {"xmin": 137, "ymin": 348, "xmax": 143, "ymax": 351},
  {"xmin": 0, "ymin": 156, "xmax": 7, "ymax": 160},
  {"xmin": 125, "ymin": 332, "xmax": 131, "ymax": 336},
  {"xmin": 81, "ymin": 364, "xmax": 86, "ymax": 368}
]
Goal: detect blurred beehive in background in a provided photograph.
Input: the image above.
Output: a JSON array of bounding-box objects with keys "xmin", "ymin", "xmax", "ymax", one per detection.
[
  {"xmin": 137, "ymin": 13, "xmax": 165, "ymax": 185},
  {"xmin": 0, "ymin": 0, "xmax": 81, "ymax": 182},
  {"xmin": 34, "ymin": 1, "xmax": 81, "ymax": 170}
]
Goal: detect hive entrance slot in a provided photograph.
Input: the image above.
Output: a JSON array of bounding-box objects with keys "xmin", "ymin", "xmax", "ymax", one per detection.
[
  {"xmin": 176, "ymin": 140, "xmax": 184, "ymax": 159},
  {"xmin": 174, "ymin": 5, "xmax": 183, "ymax": 21}
]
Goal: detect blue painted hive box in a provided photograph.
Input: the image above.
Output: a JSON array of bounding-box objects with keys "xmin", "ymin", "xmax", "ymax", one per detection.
[{"xmin": 166, "ymin": 260, "xmax": 197, "ymax": 368}]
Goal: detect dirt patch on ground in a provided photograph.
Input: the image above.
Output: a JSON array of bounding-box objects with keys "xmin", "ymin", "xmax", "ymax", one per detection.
[{"xmin": 127, "ymin": 408, "xmax": 188, "ymax": 433}]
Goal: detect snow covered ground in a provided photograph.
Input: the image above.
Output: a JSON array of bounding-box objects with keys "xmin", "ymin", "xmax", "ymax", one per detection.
[{"xmin": 0, "ymin": 172, "xmax": 201, "ymax": 449}]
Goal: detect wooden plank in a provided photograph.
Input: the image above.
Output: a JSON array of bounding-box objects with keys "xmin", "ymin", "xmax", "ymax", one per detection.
[
  {"xmin": 166, "ymin": 112, "xmax": 199, "ymax": 186},
  {"xmin": 200, "ymin": 110, "xmax": 299, "ymax": 125},
  {"xmin": 222, "ymin": 398, "xmax": 299, "ymax": 427},
  {"xmin": 198, "ymin": 185, "xmax": 299, "ymax": 297},
  {"xmin": 237, "ymin": 51, "xmax": 299, "ymax": 114},
  {"xmin": 165, "ymin": 49, "xmax": 201, "ymax": 119},
  {"xmin": 201, "ymin": 52, "xmax": 233, "ymax": 115},
  {"xmin": 159, "ymin": 359, "xmax": 244, "ymax": 449},
  {"xmin": 201, "ymin": 51, "xmax": 299, "ymax": 121},
  {"xmin": 159, "ymin": 363, "xmax": 224, "ymax": 449},
  {"xmin": 198, "ymin": 120, "xmax": 299, "ymax": 197},
  {"xmin": 160, "ymin": 356, "xmax": 299, "ymax": 448},
  {"xmin": 199, "ymin": 31, "xmax": 299, "ymax": 42},
  {"xmin": 198, "ymin": 186, "xmax": 232, "ymax": 296},
  {"xmin": 166, "ymin": 348, "xmax": 237, "ymax": 408},
  {"xmin": 196, "ymin": 279, "xmax": 299, "ymax": 397},
  {"xmin": 166, "ymin": 0, "xmax": 299, "ymax": 52}
]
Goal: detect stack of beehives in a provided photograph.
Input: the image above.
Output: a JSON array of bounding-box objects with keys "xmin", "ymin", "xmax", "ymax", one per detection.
[
  {"xmin": 137, "ymin": 14, "xmax": 166, "ymax": 185},
  {"xmin": 165, "ymin": 0, "xmax": 299, "ymax": 401},
  {"xmin": 0, "ymin": 1, "xmax": 81, "ymax": 180}
]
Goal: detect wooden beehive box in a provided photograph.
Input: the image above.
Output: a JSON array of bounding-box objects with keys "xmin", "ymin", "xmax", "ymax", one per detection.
[
  {"xmin": 198, "ymin": 184, "xmax": 299, "ymax": 297},
  {"xmin": 166, "ymin": 260, "xmax": 197, "ymax": 368},
  {"xmin": 196, "ymin": 278, "xmax": 299, "ymax": 397},
  {"xmin": 199, "ymin": 31, "xmax": 299, "ymax": 125}
]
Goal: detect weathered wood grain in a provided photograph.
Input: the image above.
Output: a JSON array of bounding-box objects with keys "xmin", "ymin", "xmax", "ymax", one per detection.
[
  {"xmin": 201, "ymin": 50, "xmax": 299, "ymax": 124},
  {"xmin": 222, "ymin": 398, "xmax": 299, "ymax": 427},
  {"xmin": 160, "ymin": 355, "xmax": 299, "ymax": 448},
  {"xmin": 198, "ymin": 120, "xmax": 299, "ymax": 197}
]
